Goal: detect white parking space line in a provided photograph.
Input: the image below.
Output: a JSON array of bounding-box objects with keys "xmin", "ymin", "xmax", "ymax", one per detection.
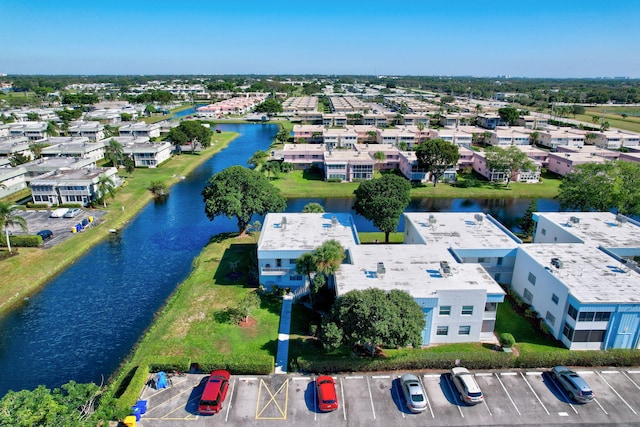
[
  {"xmin": 546, "ymin": 374, "xmax": 578, "ymax": 414},
  {"xmin": 525, "ymin": 371, "xmax": 543, "ymax": 376},
  {"xmin": 622, "ymin": 371, "xmax": 640, "ymax": 390},
  {"xmin": 627, "ymin": 370, "xmax": 640, "ymax": 374},
  {"xmin": 482, "ymin": 399, "xmax": 493, "ymax": 416},
  {"xmin": 500, "ymin": 372, "xmax": 517, "ymax": 376},
  {"xmin": 559, "ymin": 411, "xmax": 569, "ymax": 416},
  {"xmin": 520, "ymin": 372, "xmax": 549, "ymax": 415},
  {"xmin": 424, "ymin": 374, "xmax": 441, "ymax": 378},
  {"xmin": 596, "ymin": 371, "xmax": 637, "ymax": 414},
  {"xmin": 475, "ymin": 372, "xmax": 493, "ymax": 377},
  {"xmin": 241, "ymin": 377, "xmax": 257, "ymax": 381},
  {"xmin": 372, "ymin": 375, "xmax": 390, "ymax": 379},
  {"xmin": 292, "ymin": 377, "xmax": 308, "ymax": 381},
  {"xmin": 419, "ymin": 376, "xmax": 435, "ymax": 418},
  {"xmin": 494, "ymin": 373, "xmax": 521, "ymax": 416},
  {"xmin": 340, "ymin": 377, "xmax": 346, "ymax": 420},
  {"xmin": 225, "ymin": 378, "xmax": 236, "ymax": 422},
  {"xmin": 345, "ymin": 376, "xmax": 363, "ymax": 379},
  {"xmin": 366, "ymin": 376, "xmax": 376, "ymax": 419},
  {"xmin": 314, "ymin": 377, "xmax": 317, "ymax": 422},
  {"xmin": 601, "ymin": 370, "xmax": 619, "ymax": 374},
  {"xmin": 593, "ymin": 398, "xmax": 609, "ymax": 415}
]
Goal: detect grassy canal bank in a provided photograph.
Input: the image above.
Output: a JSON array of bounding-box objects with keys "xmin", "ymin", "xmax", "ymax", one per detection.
[{"xmin": 0, "ymin": 131, "xmax": 239, "ymax": 317}]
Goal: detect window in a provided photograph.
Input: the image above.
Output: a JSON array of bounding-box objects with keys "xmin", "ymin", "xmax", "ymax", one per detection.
[
  {"xmin": 497, "ymin": 257, "xmax": 503, "ymax": 266},
  {"xmin": 541, "ymin": 228, "xmax": 546, "ymax": 235},
  {"xmin": 563, "ymin": 322, "xmax": 574, "ymax": 340},
  {"xmin": 572, "ymin": 330, "xmax": 606, "ymax": 343},
  {"xmin": 552, "ymin": 294, "xmax": 559, "ymax": 305},
  {"xmin": 276, "ymin": 259, "xmax": 282, "ymax": 267},
  {"xmin": 439, "ymin": 306, "xmax": 451, "ymax": 316},
  {"xmin": 494, "ymin": 273, "xmax": 501, "ymax": 282},
  {"xmin": 436, "ymin": 326, "xmax": 448, "ymax": 336},
  {"xmin": 567, "ymin": 305, "xmax": 578, "ymax": 320},
  {"xmin": 523, "ymin": 288, "xmax": 533, "ymax": 303},
  {"xmin": 578, "ymin": 311, "xmax": 612, "ymax": 322},
  {"xmin": 484, "ymin": 302, "xmax": 497, "ymax": 312},
  {"xmin": 578, "ymin": 312, "xmax": 595, "ymax": 322},
  {"xmin": 545, "ymin": 311, "xmax": 556, "ymax": 326},
  {"xmin": 461, "ymin": 306, "xmax": 474, "ymax": 316},
  {"xmin": 528, "ymin": 272, "xmax": 537, "ymax": 286},
  {"xmin": 595, "ymin": 312, "xmax": 611, "ymax": 322},
  {"xmin": 458, "ymin": 326, "xmax": 471, "ymax": 335},
  {"xmin": 481, "ymin": 319, "xmax": 495, "ymax": 332},
  {"xmin": 477, "ymin": 257, "xmax": 487, "ymax": 263}
]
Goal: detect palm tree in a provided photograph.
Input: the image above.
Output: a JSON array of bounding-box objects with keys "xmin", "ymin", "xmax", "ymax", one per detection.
[
  {"xmin": 0, "ymin": 201, "xmax": 27, "ymax": 254},
  {"xmin": 96, "ymin": 174, "xmax": 115, "ymax": 208},
  {"xmin": 105, "ymin": 139, "xmax": 124, "ymax": 167},
  {"xmin": 416, "ymin": 121, "xmax": 425, "ymax": 143},
  {"xmin": 529, "ymin": 131, "xmax": 540, "ymax": 146},
  {"xmin": 295, "ymin": 252, "xmax": 317, "ymax": 305}
]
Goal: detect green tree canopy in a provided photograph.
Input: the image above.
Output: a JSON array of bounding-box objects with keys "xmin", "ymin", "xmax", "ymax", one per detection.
[
  {"xmin": 247, "ymin": 150, "xmax": 268, "ymax": 169},
  {"xmin": 498, "ymin": 106, "xmax": 521, "ymax": 126},
  {"xmin": 169, "ymin": 120, "xmax": 213, "ymax": 148},
  {"xmin": 254, "ymin": 98, "xmax": 283, "ymax": 115},
  {"xmin": 415, "ymin": 138, "xmax": 460, "ymax": 187},
  {"xmin": 558, "ymin": 161, "xmax": 640, "ymax": 216},
  {"xmin": 322, "ymin": 288, "xmax": 425, "ymax": 356},
  {"xmin": 104, "ymin": 139, "xmax": 124, "ymax": 167},
  {"xmin": 302, "ymin": 202, "xmax": 324, "ymax": 213},
  {"xmin": 354, "ymin": 174, "xmax": 411, "ymax": 242},
  {"xmin": 484, "ymin": 145, "xmax": 535, "ymax": 187},
  {"xmin": 202, "ymin": 166, "xmax": 286, "ymax": 234}
]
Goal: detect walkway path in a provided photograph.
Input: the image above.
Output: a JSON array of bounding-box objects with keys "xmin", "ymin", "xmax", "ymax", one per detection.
[{"xmin": 275, "ymin": 295, "xmax": 294, "ymax": 374}]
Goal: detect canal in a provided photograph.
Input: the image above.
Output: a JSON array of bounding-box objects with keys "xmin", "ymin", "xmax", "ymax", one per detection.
[{"xmin": 0, "ymin": 124, "xmax": 559, "ymax": 396}]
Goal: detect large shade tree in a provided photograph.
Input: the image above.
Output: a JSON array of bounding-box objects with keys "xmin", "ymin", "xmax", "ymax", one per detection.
[
  {"xmin": 320, "ymin": 288, "xmax": 425, "ymax": 356},
  {"xmin": 202, "ymin": 166, "xmax": 286, "ymax": 234},
  {"xmin": 353, "ymin": 174, "xmax": 411, "ymax": 243},
  {"xmin": 415, "ymin": 138, "xmax": 460, "ymax": 187},
  {"xmin": 484, "ymin": 145, "xmax": 535, "ymax": 187},
  {"xmin": 558, "ymin": 161, "xmax": 640, "ymax": 216},
  {"xmin": 0, "ymin": 201, "xmax": 27, "ymax": 254}
]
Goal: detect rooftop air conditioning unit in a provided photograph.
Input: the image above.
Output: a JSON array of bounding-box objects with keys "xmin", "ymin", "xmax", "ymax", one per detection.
[
  {"xmin": 551, "ymin": 257, "xmax": 563, "ymax": 269},
  {"xmin": 376, "ymin": 262, "xmax": 386, "ymax": 275},
  {"xmin": 474, "ymin": 213, "xmax": 484, "ymax": 223},
  {"xmin": 616, "ymin": 214, "xmax": 627, "ymax": 224},
  {"xmin": 570, "ymin": 216, "xmax": 580, "ymax": 224},
  {"xmin": 440, "ymin": 260, "xmax": 451, "ymax": 275}
]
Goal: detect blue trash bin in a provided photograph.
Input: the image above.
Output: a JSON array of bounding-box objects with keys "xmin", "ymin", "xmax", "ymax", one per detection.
[
  {"xmin": 130, "ymin": 405, "xmax": 141, "ymax": 421},
  {"xmin": 136, "ymin": 400, "xmax": 147, "ymax": 415}
]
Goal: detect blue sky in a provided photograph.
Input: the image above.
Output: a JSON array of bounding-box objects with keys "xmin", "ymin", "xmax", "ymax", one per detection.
[{"xmin": 1, "ymin": 0, "xmax": 639, "ymax": 77}]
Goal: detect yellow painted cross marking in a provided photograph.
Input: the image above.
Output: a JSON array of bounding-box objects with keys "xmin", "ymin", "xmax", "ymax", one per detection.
[{"xmin": 255, "ymin": 378, "xmax": 289, "ymax": 420}]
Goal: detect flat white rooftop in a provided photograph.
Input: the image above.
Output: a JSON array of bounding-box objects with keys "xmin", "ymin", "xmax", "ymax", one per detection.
[
  {"xmin": 536, "ymin": 212, "xmax": 640, "ymax": 249},
  {"xmin": 336, "ymin": 243, "xmax": 504, "ymax": 298},
  {"xmin": 405, "ymin": 212, "xmax": 521, "ymax": 249},
  {"xmin": 522, "ymin": 243, "xmax": 640, "ymax": 304},
  {"xmin": 258, "ymin": 213, "xmax": 358, "ymax": 252}
]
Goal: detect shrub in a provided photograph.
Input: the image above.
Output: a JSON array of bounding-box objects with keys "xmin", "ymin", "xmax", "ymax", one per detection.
[
  {"xmin": 499, "ymin": 333, "xmax": 516, "ymax": 348},
  {"xmin": 115, "ymin": 364, "xmax": 149, "ymax": 418},
  {"xmin": 327, "ymin": 178, "xmax": 342, "ymax": 183},
  {"xmin": 0, "ymin": 234, "xmax": 42, "ymax": 247}
]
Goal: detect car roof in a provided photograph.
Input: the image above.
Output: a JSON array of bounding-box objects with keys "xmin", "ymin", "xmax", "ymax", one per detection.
[{"xmin": 401, "ymin": 373, "xmax": 420, "ymax": 383}]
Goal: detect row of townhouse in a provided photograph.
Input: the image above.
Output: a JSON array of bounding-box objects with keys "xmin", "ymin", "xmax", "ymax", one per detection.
[
  {"xmin": 195, "ymin": 94, "xmax": 269, "ymax": 117},
  {"xmin": 0, "ymin": 133, "xmax": 173, "ymax": 201},
  {"xmin": 257, "ymin": 211, "xmax": 640, "ymax": 350}
]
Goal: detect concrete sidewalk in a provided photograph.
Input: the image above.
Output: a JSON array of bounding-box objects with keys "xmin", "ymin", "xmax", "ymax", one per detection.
[{"xmin": 274, "ymin": 295, "xmax": 293, "ymax": 374}]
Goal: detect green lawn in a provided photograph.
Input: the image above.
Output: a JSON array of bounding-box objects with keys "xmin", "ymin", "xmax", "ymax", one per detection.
[
  {"xmin": 271, "ymin": 169, "xmax": 562, "ymax": 199},
  {"xmin": 495, "ymin": 298, "xmax": 566, "ymax": 354},
  {"xmin": 574, "ymin": 107, "xmax": 640, "ymax": 133},
  {"xmin": 125, "ymin": 235, "xmax": 281, "ymax": 365}
]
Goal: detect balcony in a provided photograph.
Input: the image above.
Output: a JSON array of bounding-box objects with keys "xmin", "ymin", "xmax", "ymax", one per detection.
[{"xmin": 261, "ymin": 267, "xmax": 290, "ymax": 276}]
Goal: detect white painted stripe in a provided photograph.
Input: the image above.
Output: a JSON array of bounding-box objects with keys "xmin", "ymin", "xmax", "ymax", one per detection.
[
  {"xmin": 345, "ymin": 376, "xmax": 363, "ymax": 379},
  {"xmin": 225, "ymin": 379, "xmax": 235, "ymax": 422},
  {"xmin": 601, "ymin": 370, "xmax": 619, "ymax": 374},
  {"xmin": 594, "ymin": 398, "xmax": 609, "ymax": 415},
  {"xmin": 277, "ymin": 333, "xmax": 289, "ymax": 340},
  {"xmin": 596, "ymin": 371, "xmax": 636, "ymax": 415},
  {"xmin": 500, "ymin": 372, "xmax": 517, "ymax": 376},
  {"xmin": 475, "ymin": 372, "xmax": 492, "ymax": 377},
  {"xmin": 627, "ymin": 370, "xmax": 640, "ymax": 374},
  {"xmin": 558, "ymin": 412, "xmax": 569, "ymax": 416},
  {"xmin": 520, "ymin": 372, "xmax": 549, "ymax": 415},
  {"xmin": 241, "ymin": 377, "xmax": 258, "ymax": 381},
  {"xmin": 525, "ymin": 371, "xmax": 543, "ymax": 376},
  {"xmin": 576, "ymin": 370, "xmax": 594, "ymax": 375},
  {"xmin": 366, "ymin": 376, "xmax": 376, "ymax": 419},
  {"xmin": 495, "ymin": 373, "xmax": 521, "ymax": 416},
  {"xmin": 371, "ymin": 375, "xmax": 390, "ymax": 379},
  {"xmin": 622, "ymin": 371, "xmax": 640, "ymax": 390},
  {"xmin": 424, "ymin": 374, "xmax": 441, "ymax": 378},
  {"xmin": 292, "ymin": 377, "xmax": 309, "ymax": 381}
]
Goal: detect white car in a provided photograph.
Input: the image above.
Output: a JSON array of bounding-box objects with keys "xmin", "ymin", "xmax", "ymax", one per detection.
[
  {"xmin": 450, "ymin": 367, "xmax": 484, "ymax": 405},
  {"xmin": 50, "ymin": 208, "xmax": 69, "ymax": 218}
]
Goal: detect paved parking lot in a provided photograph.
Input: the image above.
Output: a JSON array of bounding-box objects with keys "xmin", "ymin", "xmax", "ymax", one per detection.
[
  {"xmin": 7, "ymin": 209, "xmax": 107, "ymax": 248},
  {"xmin": 135, "ymin": 367, "xmax": 640, "ymax": 426}
]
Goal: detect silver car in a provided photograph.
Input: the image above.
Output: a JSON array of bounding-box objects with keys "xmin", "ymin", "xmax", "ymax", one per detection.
[
  {"xmin": 399, "ymin": 373, "xmax": 427, "ymax": 413},
  {"xmin": 551, "ymin": 366, "xmax": 594, "ymax": 403},
  {"xmin": 450, "ymin": 367, "xmax": 484, "ymax": 405}
]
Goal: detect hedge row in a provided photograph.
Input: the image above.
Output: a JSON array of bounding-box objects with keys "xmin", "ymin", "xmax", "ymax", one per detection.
[
  {"xmin": 146, "ymin": 354, "xmax": 274, "ymax": 375},
  {"xmin": 0, "ymin": 235, "xmax": 42, "ymax": 247},
  {"xmin": 25, "ymin": 203, "xmax": 82, "ymax": 209},
  {"xmin": 115, "ymin": 364, "xmax": 149, "ymax": 419},
  {"xmin": 297, "ymin": 349, "xmax": 640, "ymax": 373}
]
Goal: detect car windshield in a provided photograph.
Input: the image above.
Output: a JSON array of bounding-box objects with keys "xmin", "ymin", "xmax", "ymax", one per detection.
[{"xmin": 469, "ymin": 391, "xmax": 483, "ymax": 397}]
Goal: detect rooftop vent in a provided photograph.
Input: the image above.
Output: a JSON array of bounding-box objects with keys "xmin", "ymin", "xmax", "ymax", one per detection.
[
  {"xmin": 474, "ymin": 213, "xmax": 484, "ymax": 224},
  {"xmin": 570, "ymin": 216, "xmax": 580, "ymax": 224},
  {"xmin": 551, "ymin": 257, "xmax": 563, "ymax": 269},
  {"xmin": 440, "ymin": 260, "xmax": 451, "ymax": 275},
  {"xmin": 376, "ymin": 262, "xmax": 386, "ymax": 275},
  {"xmin": 428, "ymin": 214, "xmax": 437, "ymax": 226},
  {"xmin": 280, "ymin": 216, "xmax": 287, "ymax": 229},
  {"xmin": 616, "ymin": 214, "xmax": 627, "ymax": 225},
  {"xmin": 331, "ymin": 215, "xmax": 338, "ymax": 227}
]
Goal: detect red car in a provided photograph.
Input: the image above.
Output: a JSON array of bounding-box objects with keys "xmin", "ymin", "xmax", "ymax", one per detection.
[
  {"xmin": 316, "ymin": 375, "xmax": 338, "ymax": 412},
  {"xmin": 198, "ymin": 370, "xmax": 230, "ymax": 415}
]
